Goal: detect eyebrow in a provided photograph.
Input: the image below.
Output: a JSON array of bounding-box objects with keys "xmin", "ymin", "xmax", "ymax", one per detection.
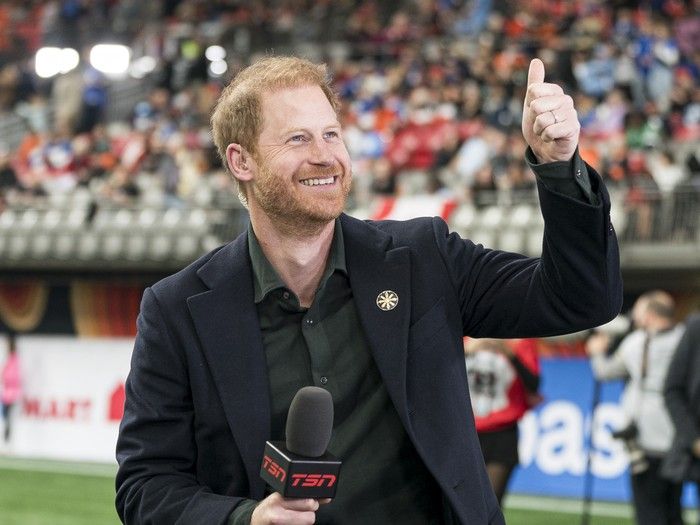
[{"xmin": 278, "ymin": 122, "xmax": 342, "ymax": 136}]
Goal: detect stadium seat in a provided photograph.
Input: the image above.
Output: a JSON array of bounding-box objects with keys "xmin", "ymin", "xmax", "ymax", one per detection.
[
  {"xmin": 18, "ymin": 209, "xmax": 41, "ymax": 231},
  {"xmin": 76, "ymin": 232, "xmax": 100, "ymax": 260},
  {"xmin": 469, "ymin": 228, "xmax": 497, "ymax": 248},
  {"xmin": 149, "ymin": 233, "xmax": 172, "ymax": 261},
  {"xmin": 478, "ymin": 206, "xmax": 505, "ymax": 229},
  {"xmin": 185, "ymin": 208, "xmax": 208, "ymax": 234},
  {"xmin": 102, "ymin": 232, "xmax": 125, "ymax": 259},
  {"xmin": 7, "ymin": 235, "xmax": 29, "ymax": 260},
  {"xmin": 42, "ymin": 209, "xmax": 64, "ymax": 231},
  {"xmin": 174, "ymin": 234, "xmax": 199, "ymax": 261},
  {"xmin": 54, "ymin": 233, "xmax": 75, "ymax": 260},
  {"xmin": 162, "ymin": 208, "xmax": 184, "ymax": 230},
  {"xmin": 525, "ymin": 225, "xmax": 545, "ymax": 256},
  {"xmin": 450, "ymin": 204, "xmax": 477, "ymax": 237},
  {"xmin": 114, "ymin": 209, "xmax": 135, "ymax": 231},
  {"xmin": 125, "ymin": 233, "xmax": 148, "ymax": 261},
  {"xmin": 30, "ymin": 233, "xmax": 53, "ymax": 259},
  {"xmin": 0, "ymin": 209, "xmax": 17, "ymax": 231},
  {"xmin": 137, "ymin": 208, "xmax": 158, "ymax": 228},
  {"xmin": 92, "ymin": 208, "xmax": 118, "ymax": 231},
  {"xmin": 498, "ymin": 228, "xmax": 525, "ymax": 253},
  {"xmin": 65, "ymin": 208, "xmax": 88, "ymax": 230},
  {"xmin": 508, "ymin": 204, "xmax": 536, "ymax": 228}
]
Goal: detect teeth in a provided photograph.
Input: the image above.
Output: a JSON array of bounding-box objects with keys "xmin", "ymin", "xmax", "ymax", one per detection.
[{"xmin": 301, "ymin": 177, "xmax": 335, "ymax": 186}]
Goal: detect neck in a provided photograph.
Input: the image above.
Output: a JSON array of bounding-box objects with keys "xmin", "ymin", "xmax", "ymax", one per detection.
[{"xmin": 250, "ymin": 209, "xmax": 336, "ymax": 308}]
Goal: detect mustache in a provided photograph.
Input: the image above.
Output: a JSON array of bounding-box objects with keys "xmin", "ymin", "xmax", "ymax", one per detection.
[{"xmin": 297, "ymin": 165, "xmax": 344, "ymax": 180}]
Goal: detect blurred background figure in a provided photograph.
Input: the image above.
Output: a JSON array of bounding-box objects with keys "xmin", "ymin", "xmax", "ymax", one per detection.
[
  {"xmin": 1, "ymin": 333, "xmax": 21, "ymax": 449},
  {"xmin": 663, "ymin": 312, "xmax": 700, "ymax": 510},
  {"xmin": 586, "ymin": 291, "xmax": 685, "ymax": 525},
  {"xmin": 464, "ymin": 337, "xmax": 541, "ymax": 506}
]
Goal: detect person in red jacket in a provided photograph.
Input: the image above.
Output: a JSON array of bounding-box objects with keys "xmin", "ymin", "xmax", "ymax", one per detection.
[{"xmin": 464, "ymin": 337, "xmax": 541, "ymax": 505}]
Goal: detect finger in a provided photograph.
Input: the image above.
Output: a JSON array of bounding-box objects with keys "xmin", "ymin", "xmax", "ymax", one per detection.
[
  {"xmin": 289, "ymin": 510, "xmax": 317, "ymax": 524},
  {"xmin": 266, "ymin": 509, "xmax": 317, "ymax": 525},
  {"xmin": 539, "ymin": 121, "xmax": 580, "ymax": 143},
  {"xmin": 527, "ymin": 58, "xmax": 545, "ymax": 87},
  {"xmin": 533, "ymin": 111, "xmax": 558, "ymax": 136},
  {"xmin": 533, "ymin": 106, "xmax": 577, "ymax": 135},
  {"xmin": 280, "ymin": 498, "xmax": 320, "ymax": 512},
  {"xmin": 524, "ymin": 83, "xmax": 564, "ymax": 108},
  {"xmin": 318, "ymin": 498, "xmax": 332, "ymax": 505},
  {"xmin": 529, "ymin": 93, "xmax": 571, "ymax": 115}
]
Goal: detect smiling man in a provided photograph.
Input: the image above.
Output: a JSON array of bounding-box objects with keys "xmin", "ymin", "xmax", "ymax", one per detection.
[{"xmin": 116, "ymin": 56, "xmax": 623, "ymax": 525}]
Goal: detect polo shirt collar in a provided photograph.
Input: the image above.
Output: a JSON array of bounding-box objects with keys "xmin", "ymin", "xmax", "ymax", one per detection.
[{"xmin": 247, "ymin": 218, "xmax": 347, "ymax": 304}]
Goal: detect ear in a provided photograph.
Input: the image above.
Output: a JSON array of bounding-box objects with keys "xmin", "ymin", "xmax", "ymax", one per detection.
[{"xmin": 225, "ymin": 143, "xmax": 254, "ymax": 183}]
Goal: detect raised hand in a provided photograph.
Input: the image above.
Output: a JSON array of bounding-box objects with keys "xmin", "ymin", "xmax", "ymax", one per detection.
[{"xmin": 522, "ymin": 58, "xmax": 580, "ymax": 164}]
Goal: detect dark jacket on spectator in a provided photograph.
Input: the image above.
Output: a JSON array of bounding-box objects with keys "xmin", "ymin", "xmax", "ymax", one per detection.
[{"xmin": 663, "ymin": 314, "xmax": 700, "ymax": 482}]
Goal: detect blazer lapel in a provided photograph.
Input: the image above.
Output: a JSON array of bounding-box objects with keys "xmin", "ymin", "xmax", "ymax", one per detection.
[
  {"xmin": 341, "ymin": 214, "xmax": 412, "ymax": 427},
  {"xmin": 187, "ymin": 233, "xmax": 269, "ymax": 499}
]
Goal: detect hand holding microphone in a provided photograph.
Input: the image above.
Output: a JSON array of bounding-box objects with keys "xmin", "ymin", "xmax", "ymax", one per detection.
[{"xmin": 252, "ymin": 387, "xmax": 340, "ymax": 525}]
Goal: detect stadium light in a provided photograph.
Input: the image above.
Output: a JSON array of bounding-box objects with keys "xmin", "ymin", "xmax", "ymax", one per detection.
[
  {"xmin": 35, "ymin": 47, "xmax": 80, "ymax": 78},
  {"xmin": 205, "ymin": 45, "xmax": 226, "ymax": 62},
  {"xmin": 89, "ymin": 44, "xmax": 130, "ymax": 76},
  {"xmin": 209, "ymin": 60, "xmax": 228, "ymax": 77}
]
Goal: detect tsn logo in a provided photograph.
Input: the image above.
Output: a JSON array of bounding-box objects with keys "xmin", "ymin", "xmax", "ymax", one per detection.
[
  {"xmin": 262, "ymin": 455, "xmax": 286, "ymax": 482},
  {"xmin": 291, "ymin": 474, "xmax": 337, "ymax": 487}
]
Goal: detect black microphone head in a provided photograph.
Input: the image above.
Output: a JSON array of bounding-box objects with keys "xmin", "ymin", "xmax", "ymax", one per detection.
[{"xmin": 285, "ymin": 386, "xmax": 333, "ymax": 458}]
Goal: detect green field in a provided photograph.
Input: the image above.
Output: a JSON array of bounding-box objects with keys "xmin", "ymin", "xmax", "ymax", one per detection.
[{"xmin": 0, "ymin": 458, "xmax": 656, "ymax": 525}]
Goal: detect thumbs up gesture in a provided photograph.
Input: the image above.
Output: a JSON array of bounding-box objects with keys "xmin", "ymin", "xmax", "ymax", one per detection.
[{"xmin": 522, "ymin": 58, "xmax": 580, "ymax": 164}]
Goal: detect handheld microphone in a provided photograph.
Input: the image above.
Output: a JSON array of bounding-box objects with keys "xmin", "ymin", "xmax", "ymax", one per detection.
[{"xmin": 259, "ymin": 386, "xmax": 341, "ymax": 499}]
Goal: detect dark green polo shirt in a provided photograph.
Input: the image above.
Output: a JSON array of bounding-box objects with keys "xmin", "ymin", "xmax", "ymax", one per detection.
[{"xmin": 230, "ymin": 220, "xmax": 443, "ymax": 524}]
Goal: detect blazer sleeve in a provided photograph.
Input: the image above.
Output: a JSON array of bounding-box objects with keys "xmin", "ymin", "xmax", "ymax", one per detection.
[
  {"xmin": 433, "ymin": 161, "xmax": 622, "ymax": 338},
  {"xmin": 664, "ymin": 315, "xmax": 700, "ymax": 450},
  {"xmin": 115, "ymin": 287, "xmax": 241, "ymax": 525}
]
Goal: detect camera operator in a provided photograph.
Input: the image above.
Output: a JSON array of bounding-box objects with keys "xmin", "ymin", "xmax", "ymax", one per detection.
[{"xmin": 586, "ymin": 291, "xmax": 685, "ymax": 525}]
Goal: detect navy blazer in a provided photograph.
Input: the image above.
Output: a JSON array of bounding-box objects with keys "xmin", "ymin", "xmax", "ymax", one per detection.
[{"xmin": 116, "ymin": 174, "xmax": 622, "ymax": 525}]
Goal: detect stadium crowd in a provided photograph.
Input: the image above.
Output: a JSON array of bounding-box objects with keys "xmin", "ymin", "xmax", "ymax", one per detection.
[{"xmin": 0, "ymin": 0, "xmax": 698, "ymax": 241}]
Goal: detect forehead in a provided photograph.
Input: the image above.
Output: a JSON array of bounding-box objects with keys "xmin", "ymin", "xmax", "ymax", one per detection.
[{"xmin": 258, "ymin": 85, "xmax": 338, "ymax": 137}]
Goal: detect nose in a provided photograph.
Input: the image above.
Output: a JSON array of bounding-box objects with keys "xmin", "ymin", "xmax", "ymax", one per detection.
[{"xmin": 309, "ymin": 137, "xmax": 334, "ymax": 166}]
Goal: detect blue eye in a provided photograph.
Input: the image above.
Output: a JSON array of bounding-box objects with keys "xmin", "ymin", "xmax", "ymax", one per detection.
[
  {"xmin": 324, "ymin": 131, "xmax": 340, "ymax": 139},
  {"xmin": 289, "ymin": 135, "xmax": 306, "ymax": 143}
]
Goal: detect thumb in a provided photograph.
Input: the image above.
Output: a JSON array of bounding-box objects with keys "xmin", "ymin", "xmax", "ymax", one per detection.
[{"xmin": 527, "ymin": 58, "xmax": 545, "ymax": 86}]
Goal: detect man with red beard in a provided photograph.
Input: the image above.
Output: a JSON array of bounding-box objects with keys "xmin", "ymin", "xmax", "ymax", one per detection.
[{"xmin": 116, "ymin": 56, "xmax": 622, "ymax": 525}]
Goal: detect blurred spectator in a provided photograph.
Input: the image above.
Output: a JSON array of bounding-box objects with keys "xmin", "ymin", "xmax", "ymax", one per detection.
[
  {"xmin": 663, "ymin": 313, "xmax": 700, "ymax": 496},
  {"xmin": 464, "ymin": 337, "xmax": 541, "ymax": 506},
  {"xmin": 1, "ymin": 333, "xmax": 21, "ymax": 447},
  {"xmin": 76, "ymin": 66, "xmax": 108, "ymax": 134},
  {"xmin": 573, "ymin": 46, "xmax": 616, "ymax": 99},
  {"xmin": 647, "ymin": 149, "xmax": 686, "ymax": 194},
  {"xmin": 0, "ymin": 144, "xmax": 19, "ymax": 210},
  {"xmin": 587, "ymin": 291, "xmax": 685, "ymax": 525},
  {"xmin": 624, "ymin": 151, "xmax": 661, "ymax": 241},
  {"xmin": 0, "ymin": 0, "xmax": 695, "ymax": 245},
  {"xmin": 646, "ymin": 18, "xmax": 680, "ymax": 113}
]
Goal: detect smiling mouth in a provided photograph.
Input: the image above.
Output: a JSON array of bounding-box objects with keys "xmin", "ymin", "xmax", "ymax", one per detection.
[{"xmin": 299, "ymin": 176, "xmax": 337, "ymax": 187}]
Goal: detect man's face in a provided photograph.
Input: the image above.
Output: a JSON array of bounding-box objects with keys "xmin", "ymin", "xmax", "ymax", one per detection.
[
  {"xmin": 632, "ymin": 298, "xmax": 649, "ymax": 329},
  {"xmin": 247, "ymin": 84, "xmax": 352, "ymax": 233}
]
